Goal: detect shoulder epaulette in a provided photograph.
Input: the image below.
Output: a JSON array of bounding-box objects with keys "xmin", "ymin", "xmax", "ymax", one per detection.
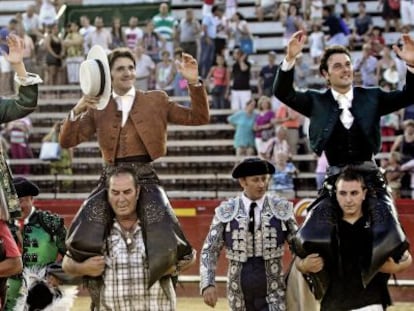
[
  {"xmin": 215, "ymin": 198, "xmax": 239, "ymax": 223},
  {"xmin": 37, "ymin": 211, "xmax": 64, "ymax": 236},
  {"xmin": 269, "ymin": 196, "xmax": 294, "ymax": 221}
]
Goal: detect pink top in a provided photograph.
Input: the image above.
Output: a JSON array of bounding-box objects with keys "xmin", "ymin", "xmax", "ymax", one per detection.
[{"xmin": 212, "ymin": 67, "xmax": 228, "ymax": 86}]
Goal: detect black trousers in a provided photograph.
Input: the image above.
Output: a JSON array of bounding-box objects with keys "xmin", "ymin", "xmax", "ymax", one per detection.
[{"xmin": 240, "ymin": 257, "xmax": 269, "ymax": 311}]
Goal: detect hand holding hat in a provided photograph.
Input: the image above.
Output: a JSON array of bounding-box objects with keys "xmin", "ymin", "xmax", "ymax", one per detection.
[{"xmin": 77, "ymin": 45, "xmax": 111, "ymax": 113}]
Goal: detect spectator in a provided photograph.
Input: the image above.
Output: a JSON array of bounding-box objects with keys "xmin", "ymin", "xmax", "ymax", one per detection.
[
  {"xmin": 38, "ymin": 0, "xmax": 56, "ymax": 29},
  {"xmin": 308, "ymin": 23, "xmax": 325, "ymax": 65},
  {"xmin": 202, "ymin": 0, "xmax": 214, "ymax": 16},
  {"xmin": 400, "ymin": 0, "xmax": 414, "ymax": 30},
  {"xmin": 63, "ymin": 167, "xmax": 195, "ymax": 310},
  {"xmin": 5, "ymin": 177, "xmax": 67, "ymax": 310},
  {"xmin": 125, "ymin": 16, "xmax": 143, "ymax": 52},
  {"xmin": 324, "ymin": 0, "xmax": 350, "ymax": 20},
  {"xmin": 79, "ymin": 15, "xmax": 95, "ymax": 56},
  {"xmin": 376, "ymin": 46, "xmax": 397, "ymax": 86},
  {"xmin": 227, "ymin": 98, "xmax": 257, "ymax": 156},
  {"xmin": 63, "ymin": 22, "xmax": 83, "ymax": 84},
  {"xmin": 42, "ymin": 121, "xmax": 73, "ymax": 190},
  {"xmin": 229, "ymin": 12, "xmax": 252, "ymax": 52},
  {"xmin": 308, "ymin": 0, "xmax": 323, "ymax": 23},
  {"xmin": 282, "ymin": 5, "xmax": 305, "ymax": 47},
  {"xmin": 315, "ymin": 151, "xmax": 329, "ymax": 191},
  {"xmin": 269, "ymin": 150, "xmax": 298, "ymax": 199},
  {"xmin": 381, "ymin": 110, "xmax": 400, "ymax": 152},
  {"xmin": 348, "ymin": 2, "xmax": 373, "ymax": 51},
  {"xmin": 381, "ymin": 151, "xmax": 402, "ymax": 199},
  {"xmin": 214, "ymin": 10, "xmax": 229, "ymax": 57},
  {"xmin": 206, "ymin": 54, "xmax": 230, "ymax": 110},
  {"xmin": 200, "ymin": 5, "xmax": 223, "ymax": 78},
  {"xmin": 294, "ymin": 53, "xmax": 311, "ymax": 90},
  {"xmin": 274, "ymin": 103, "xmax": 301, "ymax": 154},
  {"xmin": 380, "ymin": 0, "xmax": 400, "ymax": 32},
  {"xmin": 258, "ymin": 51, "xmax": 278, "ymax": 97},
  {"xmin": 255, "ymin": 0, "xmax": 280, "ymax": 22},
  {"xmin": 6, "ymin": 117, "xmax": 33, "ymax": 175},
  {"xmin": 135, "ymin": 45, "xmax": 155, "ymax": 91},
  {"xmin": 16, "ymin": 25, "xmax": 36, "ymax": 74},
  {"xmin": 141, "ymin": 20, "xmax": 165, "ymax": 63},
  {"xmin": 110, "ymin": 17, "xmax": 126, "ymax": 49},
  {"xmin": 228, "ymin": 47, "xmax": 251, "ymax": 111},
  {"xmin": 265, "ymin": 125, "xmax": 290, "ymax": 160},
  {"xmin": 391, "ymin": 119, "xmax": 414, "ymax": 164},
  {"xmin": 322, "ymin": 5, "xmax": 349, "ymax": 47},
  {"xmin": 353, "ymin": 43, "xmax": 378, "ymax": 87},
  {"xmin": 44, "ymin": 23, "xmax": 64, "ymax": 85},
  {"xmin": 0, "ymin": 19, "xmax": 19, "ymax": 95},
  {"xmin": 225, "ymin": 0, "xmax": 238, "ymax": 19},
  {"xmin": 152, "ymin": 2, "xmax": 177, "ymax": 57},
  {"xmin": 155, "ymin": 50, "xmax": 176, "ymax": 96},
  {"xmin": 200, "ymin": 158, "xmax": 297, "ymax": 310},
  {"xmin": 21, "ymin": 4, "xmax": 43, "ymax": 47},
  {"xmin": 254, "ymin": 95, "xmax": 275, "ymax": 158},
  {"xmin": 85, "ymin": 16, "xmax": 112, "ymax": 54},
  {"xmin": 367, "ymin": 26, "xmax": 385, "ymax": 59},
  {"xmin": 176, "ymin": 9, "xmax": 201, "ymax": 60}
]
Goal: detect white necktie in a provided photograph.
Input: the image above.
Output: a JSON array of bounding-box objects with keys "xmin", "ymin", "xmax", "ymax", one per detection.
[
  {"xmin": 337, "ymin": 94, "xmax": 354, "ymax": 130},
  {"xmin": 117, "ymin": 96, "xmax": 132, "ymax": 127}
]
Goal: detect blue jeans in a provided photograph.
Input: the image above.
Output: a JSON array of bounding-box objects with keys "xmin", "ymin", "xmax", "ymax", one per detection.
[{"xmin": 199, "ymin": 37, "xmax": 215, "ymax": 78}]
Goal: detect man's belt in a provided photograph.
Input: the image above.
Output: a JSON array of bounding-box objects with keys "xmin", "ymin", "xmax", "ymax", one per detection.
[{"xmin": 326, "ymin": 161, "xmax": 378, "ymax": 177}]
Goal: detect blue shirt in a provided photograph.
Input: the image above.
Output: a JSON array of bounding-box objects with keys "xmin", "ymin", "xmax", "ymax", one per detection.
[
  {"xmin": 227, "ymin": 110, "xmax": 257, "ymax": 148},
  {"xmin": 269, "ymin": 162, "xmax": 296, "ymax": 191},
  {"xmin": 202, "ymin": 15, "xmax": 216, "ymax": 39},
  {"xmin": 260, "ymin": 64, "xmax": 278, "ymax": 90}
]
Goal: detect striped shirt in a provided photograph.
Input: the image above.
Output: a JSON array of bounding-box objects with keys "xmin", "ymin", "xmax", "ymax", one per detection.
[
  {"xmin": 100, "ymin": 221, "xmax": 175, "ymax": 310},
  {"xmin": 152, "ymin": 14, "xmax": 177, "ymax": 41}
]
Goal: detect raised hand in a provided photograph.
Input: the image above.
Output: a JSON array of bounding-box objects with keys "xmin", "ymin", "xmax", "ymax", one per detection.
[
  {"xmin": 4, "ymin": 34, "xmax": 24, "ymax": 65},
  {"xmin": 392, "ymin": 34, "xmax": 414, "ymax": 66},
  {"xmin": 286, "ymin": 30, "xmax": 307, "ymax": 62},
  {"xmin": 176, "ymin": 53, "xmax": 199, "ymax": 84}
]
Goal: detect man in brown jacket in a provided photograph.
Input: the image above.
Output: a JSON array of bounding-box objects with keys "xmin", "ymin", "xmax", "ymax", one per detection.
[{"xmin": 60, "ymin": 47, "xmax": 208, "ymax": 307}]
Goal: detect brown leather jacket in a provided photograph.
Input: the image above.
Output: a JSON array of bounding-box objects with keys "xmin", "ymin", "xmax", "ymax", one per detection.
[{"xmin": 59, "ymin": 85, "xmax": 209, "ymax": 164}]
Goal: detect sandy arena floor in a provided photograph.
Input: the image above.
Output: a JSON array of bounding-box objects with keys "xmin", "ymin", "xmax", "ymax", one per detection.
[{"xmin": 71, "ymin": 297, "xmax": 414, "ymax": 310}]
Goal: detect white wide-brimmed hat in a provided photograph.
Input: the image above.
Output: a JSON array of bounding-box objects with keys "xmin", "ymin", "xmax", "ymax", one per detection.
[
  {"xmin": 383, "ymin": 68, "xmax": 399, "ymax": 84},
  {"xmin": 79, "ymin": 45, "xmax": 111, "ymax": 110}
]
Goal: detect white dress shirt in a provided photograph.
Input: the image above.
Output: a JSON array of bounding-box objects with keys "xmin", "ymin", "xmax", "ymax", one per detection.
[
  {"xmin": 242, "ymin": 193, "xmax": 265, "ymax": 231},
  {"xmin": 113, "ymin": 87, "xmax": 136, "ymax": 127}
]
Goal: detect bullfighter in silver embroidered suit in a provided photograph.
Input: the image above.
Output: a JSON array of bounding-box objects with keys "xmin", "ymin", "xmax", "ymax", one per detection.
[{"xmin": 200, "ymin": 158, "xmax": 298, "ymax": 311}]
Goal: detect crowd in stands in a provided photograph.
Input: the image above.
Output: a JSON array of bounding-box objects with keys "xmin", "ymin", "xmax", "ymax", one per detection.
[{"xmin": 1, "ymin": 0, "xmax": 414, "ymax": 198}]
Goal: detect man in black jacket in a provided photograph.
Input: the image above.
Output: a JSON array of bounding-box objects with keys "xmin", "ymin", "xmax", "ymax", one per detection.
[{"xmin": 273, "ymin": 30, "xmax": 414, "ymax": 291}]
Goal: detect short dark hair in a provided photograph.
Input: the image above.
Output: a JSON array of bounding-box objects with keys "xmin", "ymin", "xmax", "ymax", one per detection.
[
  {"xmin": 319, "ymin": 45, "xmax": 352, "ymax": 75},
  {"xmin": 335, "ymin": 168, "xmax": 365, "ymax": 189},
  {"xmin": 108, "ymin": 48, "xmax": 136, "ymax": 70},
  {"xmin": 105, "ymin": 166, "xmax": 139, "ymax": 189}
]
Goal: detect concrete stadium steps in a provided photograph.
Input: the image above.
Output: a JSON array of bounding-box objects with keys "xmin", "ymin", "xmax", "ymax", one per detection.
[{"xmin": 172, "ymin": 0, "xmax": 380, "ymax": 20}]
